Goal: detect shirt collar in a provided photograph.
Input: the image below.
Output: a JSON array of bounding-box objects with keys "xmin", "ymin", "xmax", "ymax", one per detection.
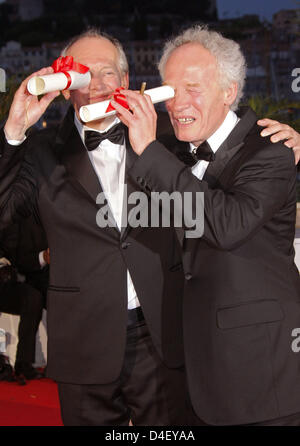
[
  {"xmin": 190, "ymin": 110, "xmax": 239, "ymax": 154},
  {"xmin": 74, "ymin": 111, "xmax": 121, "ymax": 146}
]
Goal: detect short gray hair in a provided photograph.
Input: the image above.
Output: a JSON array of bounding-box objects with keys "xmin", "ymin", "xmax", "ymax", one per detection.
[
  {"xmin": 158, "ymin": 25, "xmax": 246, "ymax": 110},
  {"xmin": 61, "ymin": 27, "xmax": 129, "ymax": 75}
]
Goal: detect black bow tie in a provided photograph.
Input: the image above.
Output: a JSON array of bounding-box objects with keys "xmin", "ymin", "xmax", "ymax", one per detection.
[
  {"xmin": 176, "ymin": 141, "xmax": 215, "ymax": 167},
  {"xmin": 84, "ymin": 123, "xmax": 125, "ymax": 151}
]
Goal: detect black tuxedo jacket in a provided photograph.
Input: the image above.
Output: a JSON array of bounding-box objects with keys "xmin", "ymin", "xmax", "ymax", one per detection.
[
  {"xmin": 0, "ymin": 225, "xmax": 19, "ymax": 262},
  {"xmin": 130, "ymin": 107, "xmax": 300, "ymax": 425},
  {"xmin": 0, "ymin": 107, "xmax": 184, "ymax": 384},
  {"xmin": 15, "ymin": 214, "xmax": 48, "ymax": 273},
  {"xmin": 14, "ymin": 214, "xmax": 49, "ymax": 301}
]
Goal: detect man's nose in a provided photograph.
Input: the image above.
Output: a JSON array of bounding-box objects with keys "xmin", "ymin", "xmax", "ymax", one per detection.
[
  {"xmin": 89, "ymin": 71, "xmax": 107, "ymax": 90},
  {"xmin": 169, "ymin": 89, "xmax": 189, "ymax": 111}
]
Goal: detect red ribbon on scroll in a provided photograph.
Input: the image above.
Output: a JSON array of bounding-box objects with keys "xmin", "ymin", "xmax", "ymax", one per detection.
[
  {"xmin": 106, "ymin": 87, "xmax": 129, "ymax": 113},
  {"xmin": 51, "ymin": 56, "xmax": 89, "ymax": 90}
]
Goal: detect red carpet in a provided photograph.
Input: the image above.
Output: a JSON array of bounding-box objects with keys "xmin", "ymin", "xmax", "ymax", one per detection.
[{"xmin": 0, "ymin": 378, "xmax": 63, "ymax": 426}]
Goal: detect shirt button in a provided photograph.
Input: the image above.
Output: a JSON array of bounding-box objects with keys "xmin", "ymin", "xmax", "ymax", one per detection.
[
  {"xmin": 185, "ymin": 273, "xmax": 192, "ymax": 281},
  {"xmin": 121, "ymin": 242, "xmax": 130, "ymax": 249}
]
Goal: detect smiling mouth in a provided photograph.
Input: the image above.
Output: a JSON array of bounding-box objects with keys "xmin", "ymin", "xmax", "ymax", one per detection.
[{"xmin": 175, "ymin": 117, "xmax": 195, "ymax": 125}]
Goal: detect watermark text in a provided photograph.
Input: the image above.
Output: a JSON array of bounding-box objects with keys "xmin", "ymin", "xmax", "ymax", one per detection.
[
  {"xmin": 291, "ymin": 68, "xmax": 300, "ymax": 93},
  {"xmin": 0, "ymin": 67, "xmax": 6, "ymax": 92},
  {"xmin": 291, "ymin": 328, "xmax": 300, "ymax": 353},
  {"xmin": 96, "ymin": 186, "xmax": 204, "ymax": 238}
]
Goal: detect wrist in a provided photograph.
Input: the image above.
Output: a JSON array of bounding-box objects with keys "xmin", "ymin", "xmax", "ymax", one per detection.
[
  {"xmin": 133, "ymin": 138, "xmax": 154, "ymax": 156},
  {"xmin": 4, "ymin": 121, "xmax": 26, "ymax": 142},
  {"xmin": 39, "ymin": 251, "xmax": 47, "ymax": 268}
]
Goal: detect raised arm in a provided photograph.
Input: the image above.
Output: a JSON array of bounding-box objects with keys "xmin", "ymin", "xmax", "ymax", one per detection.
[{"xmin": 4, "ymin": 67, "xmax": 59, "ymax": 141}]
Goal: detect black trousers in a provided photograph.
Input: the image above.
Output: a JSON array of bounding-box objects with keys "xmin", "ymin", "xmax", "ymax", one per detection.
[
  {"xmin": 57, "ymin": 319, "xmax": 191, "ymax": 426},
  {"xmin": 0, "ymin": 282, "xmax": 44, "ymax": 365},
  {"xmin": 188, "ymin": 407, "xmax": 300, "ymax": 426}
]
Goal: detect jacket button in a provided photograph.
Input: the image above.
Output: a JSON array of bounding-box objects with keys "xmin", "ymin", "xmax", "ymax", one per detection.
[
  {"xmin": 121, "ymin": 242, "xmax": 130, "ymax": 249},
  {"xmin": 185, "ymin": 273, "xmax": 192, "ymax": 281}
]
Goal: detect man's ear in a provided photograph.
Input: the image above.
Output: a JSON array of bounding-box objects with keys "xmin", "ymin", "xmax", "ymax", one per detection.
[
  {"xmin": 62, "ymin": 89, "xmax": 71, "ymax": 100},
  {"xmin": 224, "ymin": 82, "xmax": 238, "ymax": 107}
]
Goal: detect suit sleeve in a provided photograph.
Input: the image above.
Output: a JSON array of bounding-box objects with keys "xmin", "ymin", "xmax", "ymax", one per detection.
[
  {"xmin": 0, "ymin": 224, "xmax": 19, "ymax": 262},
  {"xmin": 129, "ymin": 139, "xmax": 296, "ymax": 250},
  {"xmin": 17, "ymin": 245, "xmax": 44, "ymax": 273},
  {"xmin": 0, "ymin": 233, "xmax": 6, "ymax": 259},
  {"xmin": 0, "ymin": 127, "xmax": 38, "ymax": 230},
  {"xmin": 16, "ymin": 218, "xmax": 48, "ymax": 273}
]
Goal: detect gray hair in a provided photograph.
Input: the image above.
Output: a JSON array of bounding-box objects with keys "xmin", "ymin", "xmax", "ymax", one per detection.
[
  {"xmin": 158, "ymin": 25, "xmax": 246, "ymax": 110},
  {"xmin": 61, "ymin": 27, "xmax": 129, "ymax": 75}
]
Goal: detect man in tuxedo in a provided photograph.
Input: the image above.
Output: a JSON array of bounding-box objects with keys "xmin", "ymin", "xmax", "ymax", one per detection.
[
  {"xmin": 114, "ymin": 25, "xmax": 300, "ymax": 426},
  {"xmin": 0, "ymin": 28, "xmax": 298, "ymax": 425},
  {"xmin": 0, "ymin": 29, "xmax": 188, "ymax": 425}
]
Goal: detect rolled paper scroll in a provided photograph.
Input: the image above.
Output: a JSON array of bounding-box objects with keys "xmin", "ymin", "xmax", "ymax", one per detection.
[
  {"xmin": 27, "ymin": 70, "xmax": 91, "ymax": 95},
  {"xmin": 27, "ymin": 56, "xmax": 91, "ymax": 95},
  {"xmin": 79, "ymin": 85, "xmax": 175, "ymax": 123}
]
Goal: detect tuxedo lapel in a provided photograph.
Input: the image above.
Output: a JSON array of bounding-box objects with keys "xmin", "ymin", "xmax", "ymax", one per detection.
[
  {"xmin": 203, "ymin": 107, "xmax": 258, "ymax": 187},
  {"xmin": 202, "ymin": 139, "xmax": 244, "ymax": 187},
  {"xmin": 168, "ymin": 138, "xmax": 191, "ymax": 163},
  {"xmin": 57, "ymin": 107, "xmax": 103, "ymax": 204},
  {"xmin": 56, "ymin": 107, "xmax": 120, "ymax": 232}
]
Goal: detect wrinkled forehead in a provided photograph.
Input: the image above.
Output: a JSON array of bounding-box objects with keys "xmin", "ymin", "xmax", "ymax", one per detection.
[{"xmin": 164, "ymin": 43, "xmax": 219, "ymax": 85}]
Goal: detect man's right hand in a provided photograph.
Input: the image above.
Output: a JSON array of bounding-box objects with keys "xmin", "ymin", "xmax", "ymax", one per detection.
[{"xmin": 4, "ymin": 67, "xmax": 60, "ymax": 141}]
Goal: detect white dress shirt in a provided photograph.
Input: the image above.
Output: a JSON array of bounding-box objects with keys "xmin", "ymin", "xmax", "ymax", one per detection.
[
  {"xmin": 74, "ymin": 114, "xmax": 140, "ymax": 310},
  {"xmin": 5, "ymin": 130, "xmax": 26, "ymax": 146},
  {"xmin": 190, "ymin": 110, "xmax": 240, "ymax": 180}
]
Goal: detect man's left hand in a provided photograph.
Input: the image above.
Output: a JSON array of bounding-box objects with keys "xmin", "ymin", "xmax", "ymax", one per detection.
[
  {"xmin": 258, "ymin": 118, "xmax": 300, "ymax": 165},
  {"xmin": 111, "ymin": 90, "xmax": 157, "ymax": 155}
]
